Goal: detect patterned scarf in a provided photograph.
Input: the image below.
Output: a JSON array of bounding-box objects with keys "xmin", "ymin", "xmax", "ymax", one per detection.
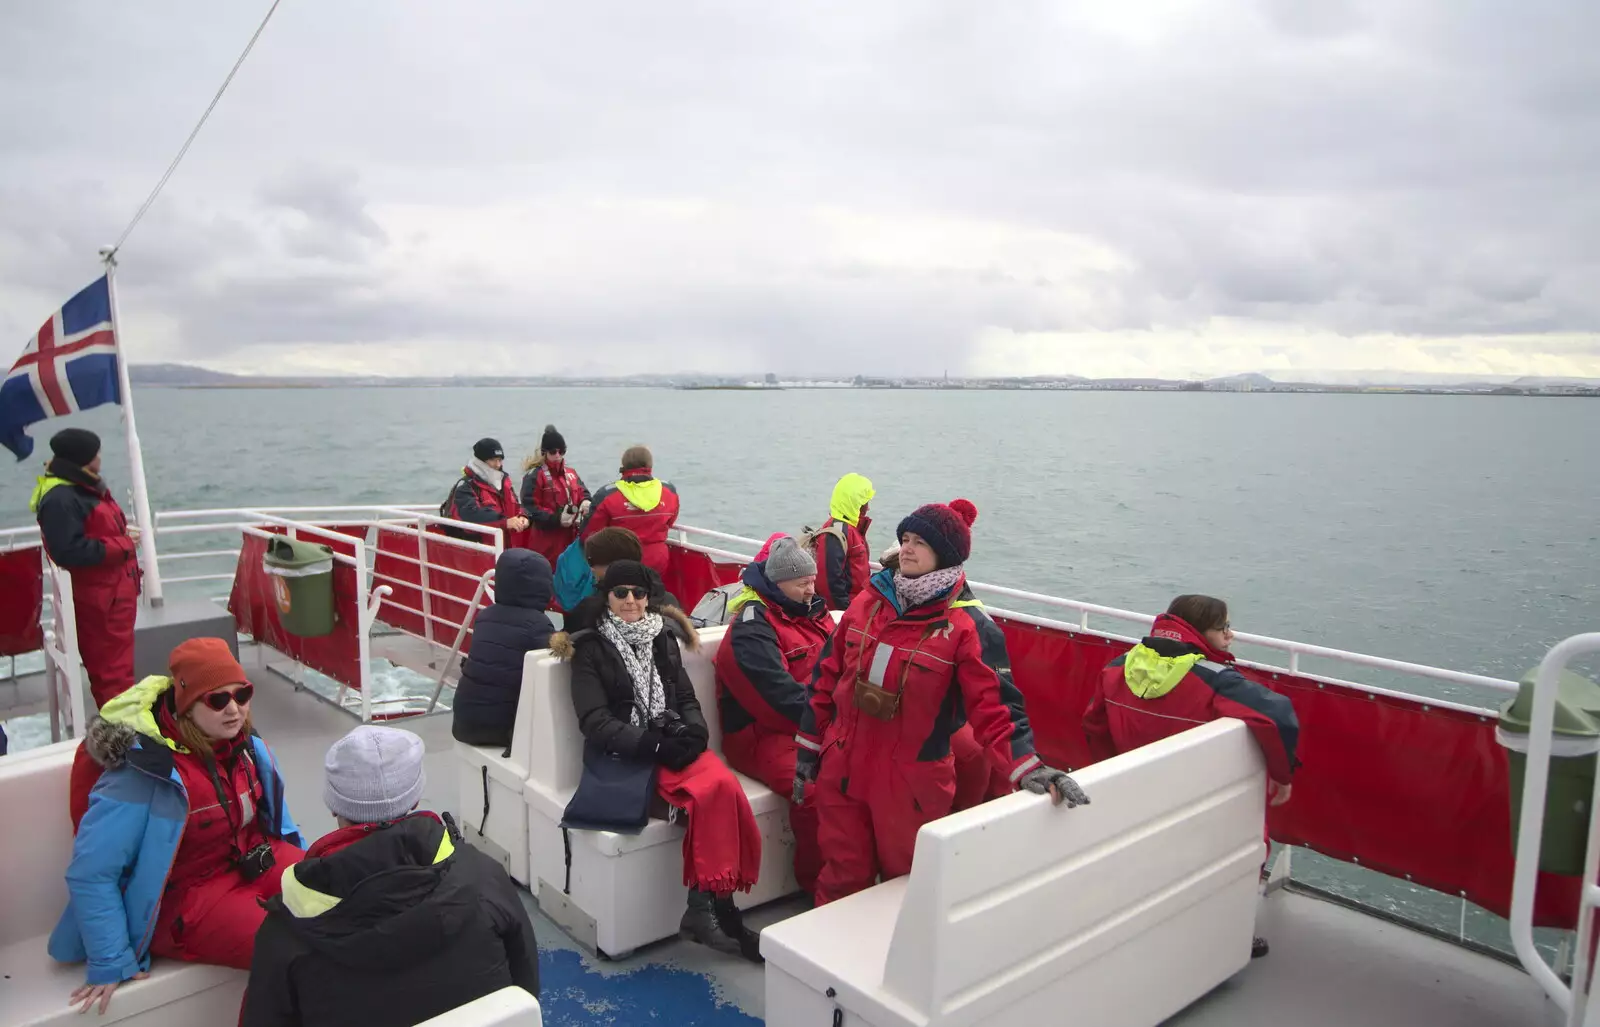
[
  {"xmin": 893, "ymin": 564, "xmax": 965, "ymax": 611},
  {"xmin": 599, "ymin": 611, "xmax": 668, "ymax": 726}
]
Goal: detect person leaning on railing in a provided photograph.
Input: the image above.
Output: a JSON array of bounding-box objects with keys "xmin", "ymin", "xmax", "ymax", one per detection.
[
  {"xmin": 574, "ymin": 445, "xmax": 681, "ymax": 577},
  {"xmin": 29, "ymin": 427, "xmax": 142, "ymax": 707},
  {"xmin": 49, "ymin": 639, "xmax": 305, "ymax": 1015},
  {"xmin": 793, "ymin": 498, "xmax": 1088, "ymax": 906},
  {"xmin": 1081, "ymin": 594, "xmax": 1300, "ymax": 958}
]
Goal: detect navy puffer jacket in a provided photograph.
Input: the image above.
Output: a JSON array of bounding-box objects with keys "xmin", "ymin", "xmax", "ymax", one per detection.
[{"xmin": 451, "ymin": 550, "xmax": 555, "ymax": 747}]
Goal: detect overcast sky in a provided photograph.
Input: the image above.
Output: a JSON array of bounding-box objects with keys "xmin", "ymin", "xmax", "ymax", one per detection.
[{"xmin": 2, "ymin": 1, "xmax": 1597, "ymax": 380}]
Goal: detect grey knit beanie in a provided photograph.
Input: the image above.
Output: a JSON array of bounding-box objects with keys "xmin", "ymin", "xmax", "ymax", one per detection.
[
  {"xmin": 764, "ymin": 535, "xmax": 817, "ymax": 584},
  {"xmin": 324, "ymin": 725, "xmax": 427, "ymax": 823}
]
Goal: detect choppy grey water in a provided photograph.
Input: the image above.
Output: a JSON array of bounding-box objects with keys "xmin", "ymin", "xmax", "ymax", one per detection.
[{"xmin": 4, "ymin": 386, "xmax": 1597, "ymax": 954}]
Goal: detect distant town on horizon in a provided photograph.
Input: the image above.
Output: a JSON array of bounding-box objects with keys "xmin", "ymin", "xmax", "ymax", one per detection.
[{"xmin": 127, "ymin": 363, "xmax": 1600, "ymax": 398}]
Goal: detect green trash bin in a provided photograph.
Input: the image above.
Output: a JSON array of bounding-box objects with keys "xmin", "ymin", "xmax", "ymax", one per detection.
[
  {"xmin": 1498, "ymin": 667, "xmax": 1600, "ymax": 877},
  {"xmin": 262, "ymin": 536, "xmax": 336, "ymax": 638}
]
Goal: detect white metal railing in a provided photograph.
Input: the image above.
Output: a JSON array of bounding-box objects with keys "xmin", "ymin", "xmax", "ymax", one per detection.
[
  {"xmin": 40, "ymin": 553, "xmax": 88, "ymax": 741},
  {"xmin": 673, "ymin": 524, "xmax": 1520, "ymax": 709},
  {"xmin": 1510, "ymin": 633, "xmax": 1600, "ymax": 1023}
]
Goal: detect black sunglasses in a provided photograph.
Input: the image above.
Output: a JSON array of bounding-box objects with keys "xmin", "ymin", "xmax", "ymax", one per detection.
[
  {"xmin": 202, "ymin": 684, "xmax": 254, "ymax": 711},
  {"xmin": 610, "ymin": 586, "xmax": 649, "ymax": 601}
]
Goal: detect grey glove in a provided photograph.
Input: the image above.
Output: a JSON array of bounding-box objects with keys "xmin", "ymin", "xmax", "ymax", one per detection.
[
  {"xmin": 792, "ymin": 745, "xmax": 820, "ymax": 805},
  {"xmin": 1019, "ymin": 764, "xmax": 1089, "ymax": 808}
]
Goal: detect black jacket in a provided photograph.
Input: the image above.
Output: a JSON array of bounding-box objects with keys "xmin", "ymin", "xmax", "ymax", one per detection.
[
  {"xmin": 243, "ymin": 813, "xmax": 539, "ymax": 1027},
  {"xmin": 452, "ymin": 550, "xmax": 555, "ymax": 747},
  {"xmin": 34, "ymin": 458, "xmax": 123, "ymax": 568},
  {"xmin": 552, "ymin": 605, "xmax": 705, "ymax": 760}
]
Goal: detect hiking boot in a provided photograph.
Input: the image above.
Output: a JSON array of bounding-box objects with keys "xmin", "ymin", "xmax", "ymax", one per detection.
[
  {"xmin": 713, "ymin": 895, "xmax": 764, "ymax": 964},
  {"xmin": 1252, "ymin": 936, "xmax": 1270, "ymax": 959},
  {"xmin": 680, "ymin": 890, "xmax": 762, "ymax": 963}
]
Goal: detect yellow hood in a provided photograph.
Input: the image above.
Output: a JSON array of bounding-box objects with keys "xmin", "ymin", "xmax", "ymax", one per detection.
[
  {"xmin": 1122, "ymin": 644, "xmax": 1203, "ymax": 700},
  {"xmin": 829, "ymin": 473, "xmax": 875, "ymax": 527},
  {"xmin": 29, "ymin": 475, "xmax": 72, "ymax": 514},
  {"xmin": 616, "ymin": 476, "xmax": 663, "ymax": 512}
]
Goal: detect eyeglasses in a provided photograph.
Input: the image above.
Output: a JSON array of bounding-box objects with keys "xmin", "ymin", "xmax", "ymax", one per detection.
[
  {"xmin": 202, "ymin": 684, "xmax": 254, "ymax": 711},
  {"xmin": 610, "ymin": 586, "xmax": 648, "ymax": 601},
  {"xmin": 547, "ymin": 449, "xmax": 565, "ymax": 457}
]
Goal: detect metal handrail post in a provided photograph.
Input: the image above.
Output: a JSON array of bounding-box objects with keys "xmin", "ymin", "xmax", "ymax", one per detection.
[
  {"xmin": 1509, "ymin": 632, "xmax": 1600, "ymax": 1017},
  {"xmin": 428, "ymin": 568, "xmax": 494, "ymax": 713}
]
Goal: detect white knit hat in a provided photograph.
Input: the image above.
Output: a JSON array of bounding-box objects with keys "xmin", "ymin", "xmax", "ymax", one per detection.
[{"xmin": 324, "ymin": 725, "xmax": 427, "ymax": 823}]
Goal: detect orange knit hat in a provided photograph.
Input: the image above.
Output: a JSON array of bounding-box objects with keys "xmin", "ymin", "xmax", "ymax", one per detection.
[{"xmin": 169, "ymin": 638, "xmax": 249, "ymax": 715}]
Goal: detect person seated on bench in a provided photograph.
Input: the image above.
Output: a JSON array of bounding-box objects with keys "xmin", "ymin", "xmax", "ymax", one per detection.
[
  {"xmin": 794, "ymin": 499, "xmax": 1088, "ymax": 906},
  {"xmin": 1082, "ymin": 593, "xmax": 1300, "ymax": 958},
  {"xmin": 563, "ymin": 526, "xmax": 680, "ymax": 634},
  {"xmin": 452, "ymin": 549, "xmax": 557, "ymax": 748},
  {"xmin": 551, "ymin": 560, "xmax": 764, "ymax": 962},
  {"xmin": 50, "ymin": 638, "xmax": 305, "ymax": 1015},
  {"xmin": 714, "ymin": 534, "xmax": 831, "ymax": 898},
  {"xmin": 244, "ymin": 726, "xmax": 541, "ymax": 1027}
]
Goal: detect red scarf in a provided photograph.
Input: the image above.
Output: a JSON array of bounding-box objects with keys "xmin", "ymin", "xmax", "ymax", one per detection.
[
  {"xmin": 544, "ymin": 459, "xmax": 574, "ymax": 507},
  {"xmin": 657, "ymin": 756, "xmax": 761, "ymax": 894}
]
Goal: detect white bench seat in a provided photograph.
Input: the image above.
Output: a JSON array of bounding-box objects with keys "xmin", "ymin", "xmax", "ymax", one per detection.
[
  {"xmin": 417, "ymin": 985, "xmax": 543, "ymax": 1026},
  {"xmin": 0, "ymin": 740, "xmax": 247, "ymax": 1027},
  {"xmin": 761, "ymin": 718, "xmax": 1267, "ymax": 1027},
  {"xmin": 523, "ymin": 626, "xmax": 799, "ymax": 957},
  {"xmin": 454, "ymin": 653, "xmax": 544, "ymax": 886}
]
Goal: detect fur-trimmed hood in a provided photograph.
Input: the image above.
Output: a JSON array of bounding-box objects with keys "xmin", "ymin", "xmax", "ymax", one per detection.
[
  {"xmin": 550, "ymin": 604, "xmax": 698, "ymax": 660},
  {"xmin": 83, "ymin": 674, "xmax": 181, "ymax": 769}
]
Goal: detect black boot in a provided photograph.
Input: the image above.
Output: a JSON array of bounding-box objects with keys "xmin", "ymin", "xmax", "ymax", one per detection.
[
  {"xmin": 680, "ymin": 889, "xmax": 752, "ymax": 960},
  {"xmin": 1251, "ymin": 936, "xmax": 1270, "ymax": 958},
  {"xmin": 712, "ymin": 895, "xmax": 764, "ymax": 964}
]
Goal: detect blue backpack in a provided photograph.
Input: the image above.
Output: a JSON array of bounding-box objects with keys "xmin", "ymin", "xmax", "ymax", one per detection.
[{"xmin": 554, "ymin": 538, "xmax": 594, "ymax": 612}]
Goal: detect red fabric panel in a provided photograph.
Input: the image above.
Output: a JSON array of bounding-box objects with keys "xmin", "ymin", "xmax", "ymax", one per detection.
[
  {"xmin": 371, "ymin": 527, "xmax": 495, "ymax": 654},
  {"xmin": 661, "ymin": 545, "xmax": 742, "ymax": 610},
  {"xmin": 0, "ymin": 545, "xmax": 44, "ymax": 657},
  {"xmin": 227, "ymin": 526, "xmax": 365, "ymax": 689},
  {"xmin": 995, "ymin": 616, "xmax": 1581, "ymax": 928}
]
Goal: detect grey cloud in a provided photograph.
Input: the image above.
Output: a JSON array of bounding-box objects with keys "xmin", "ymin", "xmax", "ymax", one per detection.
[{"xmin": 0, "ymin": 0, "xmax": 1597, "ymax": 375}]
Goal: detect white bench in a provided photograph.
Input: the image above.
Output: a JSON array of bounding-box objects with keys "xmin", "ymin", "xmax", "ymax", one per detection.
[
  {"xmin": 455, "ymin": 649, "xmax": 545, "ymax": 886},
  {"xmin": 761, "ymin": 718, "xmax": 1268, "ymax": 1027},
  {"xmin": 0, "ymin": 740, "xmax": 248, "ymax": 1027},
  {"xmin": 523, "ymin": 625, "xmax": 799, "ymax": 957},
  {"xmin": 417, "ymin": 986, "xmax": 543, "ymax": 1026}
]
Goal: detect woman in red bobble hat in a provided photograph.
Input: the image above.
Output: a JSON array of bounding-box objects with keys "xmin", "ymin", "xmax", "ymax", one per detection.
[{"xmin": 792, "ymin": 499, "xmax": 1090, "ymax": 904}]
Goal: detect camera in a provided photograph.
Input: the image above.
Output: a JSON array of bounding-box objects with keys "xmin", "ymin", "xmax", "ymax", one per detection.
[
  {"xmin": 650, "ymin": 710, "xmax": 690, "ymax": 738},
  {"xmin": 238, "ymin": 842, "xmax": 276, "ymax": 882}
]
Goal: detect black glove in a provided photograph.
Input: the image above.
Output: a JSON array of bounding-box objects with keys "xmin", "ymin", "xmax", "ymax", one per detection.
[
  {"xmin": 658, "ymin": 734, "xmax": 703, "ymax": 771},
  {"xmin": 1019, "ymin": 764, "xmax": 1090, "ymax": 808},
  {"xmin": 681, "ymin": 721, "xmax": 709, "ymax": 745},
  {"xmin": 792, "ymin": 746, "xmax": 820, "ymax": 804},
  {"xmin": 634, "ymin": 729, "xmax": 664, "ymax": 761}
]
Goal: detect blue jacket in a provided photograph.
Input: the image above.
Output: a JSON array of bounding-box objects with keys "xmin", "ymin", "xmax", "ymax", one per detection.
[{"xmin": 48, "ymin": 676, "xmax": 301, "ymax": 984}]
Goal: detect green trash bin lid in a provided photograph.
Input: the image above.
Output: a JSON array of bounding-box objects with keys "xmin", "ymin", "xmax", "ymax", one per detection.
[
  {"xmin": 262, "ymin": 536, "xmax": 335, "ymax": 574},
  {"xmin": 1497, "ymin": 666, "xmax": 1600, "ymax": 754}
]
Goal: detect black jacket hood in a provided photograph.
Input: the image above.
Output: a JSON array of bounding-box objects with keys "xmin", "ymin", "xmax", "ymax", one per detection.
[
  {"xmin": 271, "ymin": 815, "xmax": 469, "ymax": 971},
  {"xmin": 493, "ymin": 548, "xmax": 553, "ymax": 610}
]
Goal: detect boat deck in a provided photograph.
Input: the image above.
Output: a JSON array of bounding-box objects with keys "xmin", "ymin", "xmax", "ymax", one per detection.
[{"xmin": 26, "ymin": 638, "xmax": 1552, "ymax": 1026}]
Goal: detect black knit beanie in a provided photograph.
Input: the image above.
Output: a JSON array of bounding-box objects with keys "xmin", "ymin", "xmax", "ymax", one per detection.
[
  {"xmin": 540, "ymin": 424, "xmax": 567, "ymax": 453},
  {"xmin": 49, "ymin": 428, "xmax": 101, "ymax": 467},
  {"xmin": 473, "ymin": 437, "xmax": 504, "ymax": 462},
  {"xmin": 600, "ymin": 560, "xmax": 651, "ymax": 593}
]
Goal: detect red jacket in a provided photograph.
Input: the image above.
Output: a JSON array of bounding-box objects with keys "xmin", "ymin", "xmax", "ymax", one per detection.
[
  {"xmin": 813, "ymin": 518, "xmax": 872, "ymax": 613},
  {"xmin": 1082, "ymin": 613, "xmax": 1300, "ymax": 784},
  {"xmin": 32, "ymin": 462, "xmax": 140, "ymax": 598},
  {"xmin": 448, "ymin": 468, "xmax": 520, "ymax": 540},
  {"xmin": 798, "ymin": 569, "xmax": 1040, "ymax": 784},
  {"xmin": 577, "ymin": 469, "xmax": 680, "ymax": 575},
  {"xmin": 518, "ymin": 461, "xmax": 589, "ymax": 563},
  {"xmin": 715, "ymin": 563, "xmax": 832, "ymax": 735}
]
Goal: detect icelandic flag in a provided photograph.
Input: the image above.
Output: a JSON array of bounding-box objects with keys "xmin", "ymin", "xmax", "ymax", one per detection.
[{"xmin": 0, "ymin": 276, "xmax": 121, "ymax": 461}]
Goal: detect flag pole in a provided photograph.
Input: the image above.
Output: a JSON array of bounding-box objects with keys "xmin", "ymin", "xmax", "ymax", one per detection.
[{"xmin": 101, "ymin": 250, "xmax": 164, "ymax": 607}]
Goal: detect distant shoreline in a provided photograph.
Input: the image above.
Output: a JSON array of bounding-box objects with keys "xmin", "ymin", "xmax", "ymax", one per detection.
[{"xmin": 145, "ymin": 382, "xmax": 1600, "ymax": 398}]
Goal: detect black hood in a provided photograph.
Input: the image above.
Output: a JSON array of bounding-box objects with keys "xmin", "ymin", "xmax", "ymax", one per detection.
[
  {"xmin": 45, "ymin": 457, "xmax": 106, "ymax": 495},
  {"xmin": 269, "ymin": 815, "xmax": 473, "ymax": 971},
  {"xmin": 493, "ymin": 549, "xmax": 553, "ymax": 609},
  {"xmin": 742, "ymin": 559, "xmax": 825, "ymax": 620}
]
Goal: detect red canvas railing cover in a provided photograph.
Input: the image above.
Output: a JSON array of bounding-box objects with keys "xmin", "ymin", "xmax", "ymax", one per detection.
[
  {"xmin": 660, "ymin": 543, "xmax": 1580, "ymax": 929},
  {"xmin": 371, "ymin": 528, "xmax": 495, "ymax": 654},
  {"xmin": 228, "ymin": 526, "xmax": 366, "ymax": 689},
  {"xmin": 0, "ymin": 546, "xmax": 44, "ymax": 657}
]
